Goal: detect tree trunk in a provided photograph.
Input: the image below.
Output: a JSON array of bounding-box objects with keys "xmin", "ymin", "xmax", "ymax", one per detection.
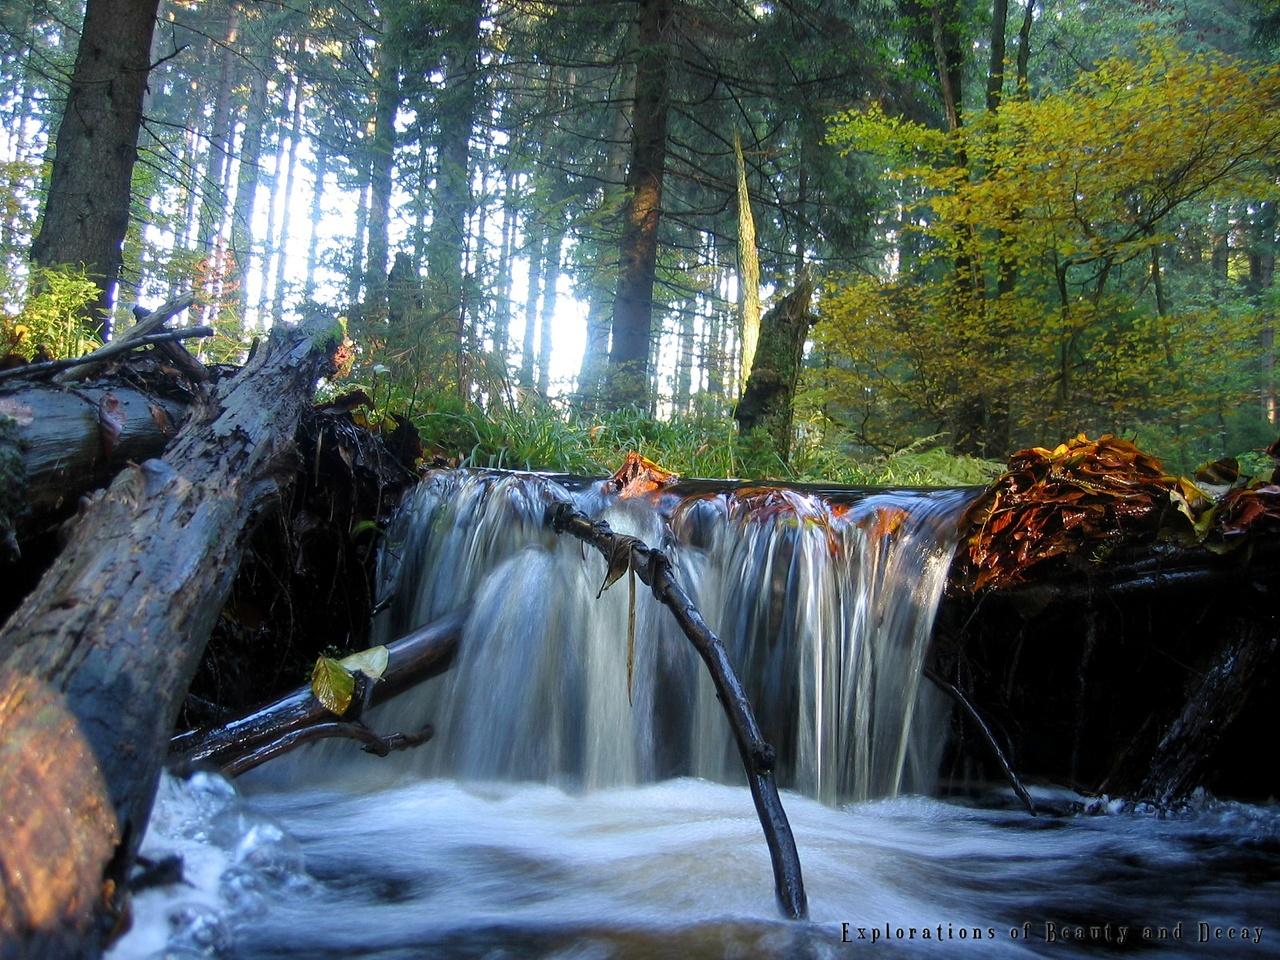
[
  {"xmin": 576, "ymin": 41, "xmax": 635, "ymax": 406},
  {"xmin": 425, "ymin": 0, "xmax": 482, "ymax": 334},
  {"xmin": 363, "ymin": 27, "xmax": 401, "ymax": 317},
  {"xmin": 734, "ymin": 129, "xmax": 760, "ymax": 396},
  {"xmin": 232, "ymin": 46, "xmax": 270, "ymax": 320},
  {"xmin": 734, "ymin": 273, "xmax": 814, "ymax": 463},
  {"xmin": 195, "ymin": 2, "xmax": 241, "ymax": 260},
  {"xmin": 520, "ymin": 224, "xmax": 544, "ymax": 388},
  {"xmin": 303, "ymin": 146, "xmax": 330, "ymax": 304},
  {"xmin": 606, "ymin": 0, "xmax": 673, "ymax": 409},
  {"xmin": 30, "ymin": 0, "xmax": 161, "ymax": 333},
  {"xmin": 537, "ymin": 228, "xmax": 565, "ymax": 394},
  {"xmin": 270, "ymin": 67, "xmax": 305, "ymax": 325},
  {"xmin": 0, "ymin": 319, "xmax": 338, "ymax": 958}
]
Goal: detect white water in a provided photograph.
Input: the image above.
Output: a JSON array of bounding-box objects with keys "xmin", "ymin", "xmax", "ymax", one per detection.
[
  {"xmin": 108, "ymin": 471, "xmax": 1280, "ymax": 958},
  {"xmin": 351, "ymin": 471, "xmax": 968, "ymax": 801},
  {"xmin": 114, "ymin": 772, "xmax": 1280, "ymax": 959}
]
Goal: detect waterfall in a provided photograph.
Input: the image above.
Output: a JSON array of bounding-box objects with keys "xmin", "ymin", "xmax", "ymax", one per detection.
[{"xmin": 350, "ymin": 470, "xmax": 975, "ymax": 803}]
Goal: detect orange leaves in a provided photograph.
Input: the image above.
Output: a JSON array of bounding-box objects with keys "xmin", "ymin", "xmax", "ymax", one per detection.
[
  {"xmin": 606, "ymin": 452, "xmax": 679, "ymax": 499},
  {"xmin": 961, "ymin": 434, "xmax": 1193, "ymax": 591}
]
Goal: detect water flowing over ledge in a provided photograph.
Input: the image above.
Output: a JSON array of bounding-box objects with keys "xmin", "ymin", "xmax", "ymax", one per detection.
[{"xmin": 357, "ymin": 469, "xmax": 976, "ymax": 804}]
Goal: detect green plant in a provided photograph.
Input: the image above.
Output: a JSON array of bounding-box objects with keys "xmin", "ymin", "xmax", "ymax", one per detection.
[{"xmin": 0, "ymin": 264, "xmax": 101, "ymax": 360}]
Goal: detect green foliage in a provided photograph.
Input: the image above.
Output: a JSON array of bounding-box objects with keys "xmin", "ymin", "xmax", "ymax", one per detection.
[
  {"xmin": 819, "ymin": 39, "xmax": 1280, "ymax": 459},
  {"xmin": 0, "ymin": 264, "xmax": 101, "ymax": 360}
]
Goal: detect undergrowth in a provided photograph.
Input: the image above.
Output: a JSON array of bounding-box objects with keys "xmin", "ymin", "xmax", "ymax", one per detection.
[{"xmin": 341, "ymin": 381, "xmax": 1003, "ymax": 486}]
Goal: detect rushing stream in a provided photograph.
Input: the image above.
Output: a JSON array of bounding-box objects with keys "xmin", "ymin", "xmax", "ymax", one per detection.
[{"xmin": 110, "ymin": 471, "xmax": 1280, "ymax": 959}]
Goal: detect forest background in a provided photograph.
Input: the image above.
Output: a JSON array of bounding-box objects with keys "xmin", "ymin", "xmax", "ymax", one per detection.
[{"xmin": 2, "ymin": 0, "xmax": 1279, "ymax": 483}]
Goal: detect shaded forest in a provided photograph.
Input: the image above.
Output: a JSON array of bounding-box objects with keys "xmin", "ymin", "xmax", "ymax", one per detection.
[{"xmin": 2, "ymin": 0, "xmax": 1278, "ymax": 477}]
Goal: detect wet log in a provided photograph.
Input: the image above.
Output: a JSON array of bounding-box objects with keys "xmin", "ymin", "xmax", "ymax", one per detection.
[
  {"xmin": 0, "ymin": 318, "xmax": 340, "ymax": 959},
  {"xmin": 1124, "ymin": 621, "xmax": 1279, "ymax": 805},
  {"xmin": 170, "ymin": 611, "xmax": 465, "ymax": 775},
  {"xmin": 0, "ymin": 376, "xmax": 191, "ymax": 545},
  {"xmin": 547, "ymin": 500, "xmax": 808, "ymax": 922}
]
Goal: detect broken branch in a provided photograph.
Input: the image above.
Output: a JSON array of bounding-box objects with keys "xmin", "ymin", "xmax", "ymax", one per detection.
[{"xmin": 547, "ymin": 500, "xmax": 808, "ymax": 921}]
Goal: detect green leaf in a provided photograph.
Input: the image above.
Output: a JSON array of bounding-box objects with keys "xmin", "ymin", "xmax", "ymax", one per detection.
[
  {"xmin": 311, "ymin": 656, "xmax": 355, "ymax": 715},
  {"xmin": 339, "ymin": 644, "xmax": 389, "ymax": 680}
]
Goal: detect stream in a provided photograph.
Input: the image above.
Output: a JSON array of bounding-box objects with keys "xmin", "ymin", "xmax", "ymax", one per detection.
[{"xmin": 109, "ymin": 471, "xmax": 1280, "ymax": 958}]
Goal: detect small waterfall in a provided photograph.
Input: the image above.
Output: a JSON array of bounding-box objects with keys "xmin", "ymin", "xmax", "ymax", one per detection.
[{"xmin": 361, "ymin": 470, "xmax": 976, "ymax": 803}]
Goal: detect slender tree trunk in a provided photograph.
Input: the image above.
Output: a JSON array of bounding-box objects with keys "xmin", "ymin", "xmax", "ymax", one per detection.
[
  {"xmin": 303, "ymin": 146, "xmax": 329, "ymax": 303},
  {"xmin": 426, "ymin": 0, "xmax": 482, "ymax": 334},
  {"xmin": 734, "ymin": 129, "xmax": 760, "ymax": 395},
  {"xmin": 232, "ymin": 51, "xmax": 269, "ymax": 321},
  {"xmin": 675, "ymin": 301, "xmax": 694, "ymax": 413},
  {"xmin": 606, "ymin": 0, "xmax": 673, "ymax": 409},
  {"xmin": 520, "ymin": 225, "xmax": 544, "ymax": 388},
  {"xmin": 493, "ymin": 172, "xmax": 516, "ymax": 358},
  {"xmin": 30, "ymin": 0, "xmax": 162, "ymax": 333},
  {"xmin": 1250, "ymin": 201, "xmax": 1277, "ymax": 425},
  {"xmin": 577, "ymin": 34, "xmax": 637, "ymax": 404},
  {"xmin": 255, "ymin": 88, "xmax": 286, "ymax": 324},
  {"xmin": 347, "ymin": 174, "xmax": 371, "ymax": 311},
  {"xmin": 364, "ymin": 29, "xmax": 401, "ymax": 316},
  {"xmin": 987, "ymin": 0, "xmax": 1009, "ymax": 112},
  {"xmin": 271, "ymin": 69, "xmax": 305, "ymax": 324},
  {"xmin": 537, "ymin": 228, "xmax": 564, "ymax": 394},
  {"xmin": 195, "ymin": 3, "xmax": 241, "ymax": 258}
]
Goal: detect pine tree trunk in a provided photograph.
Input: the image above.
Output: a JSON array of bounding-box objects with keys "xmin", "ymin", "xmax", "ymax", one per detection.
[
  {"xmin": 271, "ymin": 67, "xmax": 305, "ymax": 324},
  {"xmin": 303, "ymin": 146, "xmax": 329, "ymax": 303},
  {"xmin": 493, "ymin": 172, "xmax": 517, "ymax": 359},
  {"xmin": 425, "ymin": 0, "xmax": 482, "ymax": 333},
  {"xmin": 363, "ymin": 27, "xmax": 401, "ymax": 316},
  {"xmin": 537, "ymin": 229, "xmax": 564, "ymax": 394},
  {"xmin": 30, "ymin": 0, "xmax": 161, "ymax": 331},
  {"xmin": 606, "ymin": 0, "xmax": 673, "ymax": 409},
  {"xmin": 232, "ymin": 48, "xmax": 269, "ymax": 320},
  {"xmin": 520, "ymin": 225, "xmax": 544, "ymax": 388}
]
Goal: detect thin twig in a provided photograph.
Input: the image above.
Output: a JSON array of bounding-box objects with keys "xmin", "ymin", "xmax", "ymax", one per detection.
[{"xmin": 924, "ymin": 665, "xmax": 1037, "ymax": 816}]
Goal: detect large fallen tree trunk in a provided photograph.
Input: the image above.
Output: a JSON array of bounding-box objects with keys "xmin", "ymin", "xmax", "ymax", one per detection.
[
  {"xmin": 0, "ymin": 319, "xmax": 339, "ymax": 959},
  {"xmin": 170, "ymin": 611, "xmax": 465, "ymax": 775}
]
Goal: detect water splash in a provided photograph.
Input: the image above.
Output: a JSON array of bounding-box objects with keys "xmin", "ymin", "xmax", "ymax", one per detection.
[{"xmin": 355, "ymin": 470, "xmax": 975, "ymax": 804}]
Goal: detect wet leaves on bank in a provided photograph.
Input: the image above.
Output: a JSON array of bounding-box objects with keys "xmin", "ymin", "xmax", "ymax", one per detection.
[{"xmin": 959, "ymin": 434, "xmax": 1280, "ymax": 591}]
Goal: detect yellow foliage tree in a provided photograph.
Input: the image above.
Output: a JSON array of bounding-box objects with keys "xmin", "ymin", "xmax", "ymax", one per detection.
[{"xmin": 818, "ymin": 39, "xmax": 1280, "ymax": 460}]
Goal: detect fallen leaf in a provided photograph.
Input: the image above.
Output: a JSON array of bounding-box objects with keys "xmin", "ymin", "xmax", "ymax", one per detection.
[
  {"xmin": 311, "ymin": 656, "xmax": 355, "ymax": 715},
  {"xmin": 99, "ymin": 392, "xmax": 125, "ymax": 459}
]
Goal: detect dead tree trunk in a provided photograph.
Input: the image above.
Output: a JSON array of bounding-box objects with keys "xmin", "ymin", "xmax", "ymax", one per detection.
[
  {"xmin": 0, "ymin": 319, "xmax": 339, "ymax": 959},
  {"xmin": 734, "ymin": 273, "xmax": 815, "ymax": 463}
]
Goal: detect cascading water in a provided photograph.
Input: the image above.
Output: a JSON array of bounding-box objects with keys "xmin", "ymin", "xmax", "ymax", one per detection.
[
  {"xmin": 354, "ymin": 470, "xmax": 970, "ymax": 803},
  {"xmin": 109, "ymin": 470, "xmax": 1280, "ymax": 960}
]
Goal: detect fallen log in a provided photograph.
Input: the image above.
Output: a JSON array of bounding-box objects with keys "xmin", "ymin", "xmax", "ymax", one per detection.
[
  {"xmin": 170, "ymin": 611, "xmax": 464, "ymax": 774},
  {"xmin": 0, "ymin": 317, "xmax": 340, "ymax": 959},
  {"xmin": 547, "ymin": 500, "xmax": 808, "ymax": 922},
  {"xmin": 0, "ymin": 376, "xmax": 191, "ymax": 545}
]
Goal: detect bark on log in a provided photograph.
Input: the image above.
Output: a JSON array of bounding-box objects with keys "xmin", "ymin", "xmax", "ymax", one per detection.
[
  {"xmin": 547, "ymin": 500, "xmax": 808, "ymax": 921},
  {"xmin": 0, "ymin": 319, "xmax": 338, "ymax": 959},
  {"xmin": 1128, "ymin": 621, "xmax": 1279, "ymax": 805},
  {"xmin": 0, "ymin": 378, "xmax": 190, "ymax": 542},
  {"xmin": 170, "ymin": 611, "xmax": 464, "ymax": 774}
]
